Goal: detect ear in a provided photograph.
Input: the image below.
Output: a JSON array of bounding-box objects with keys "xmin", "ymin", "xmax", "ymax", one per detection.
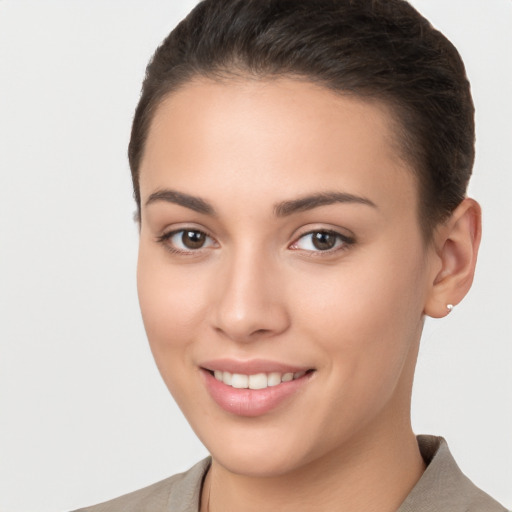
[{"xmin": 424, "ymin": 198, "xmax": 482, "ymax": 318}]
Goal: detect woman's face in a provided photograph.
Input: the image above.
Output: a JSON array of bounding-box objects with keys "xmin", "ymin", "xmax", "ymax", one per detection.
[{"xmin": 137, "ymin": 78, "xmax": 436, "ymax": 476}]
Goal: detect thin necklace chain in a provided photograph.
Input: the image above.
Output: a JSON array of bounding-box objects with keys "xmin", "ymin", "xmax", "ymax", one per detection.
[{"xmin": 204, "ymin": 471, "xmax": 212, "ymax": 512}]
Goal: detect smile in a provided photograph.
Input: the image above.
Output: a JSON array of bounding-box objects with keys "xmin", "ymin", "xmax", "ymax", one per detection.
[
  {"xmin": 201, "ymin": 364, "xmax": 315, "ymax": 417},
  {"xmin": 212, "ymin": 370, "xmax": 308, "ymax": 389}
]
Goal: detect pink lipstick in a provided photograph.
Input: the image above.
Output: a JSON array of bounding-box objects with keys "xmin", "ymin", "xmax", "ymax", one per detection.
[{"xmin": 200, "ymin": 359, "xmax": 314, "ymax": 417}]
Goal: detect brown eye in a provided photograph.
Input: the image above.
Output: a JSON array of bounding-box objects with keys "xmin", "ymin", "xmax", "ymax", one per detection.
[
  {"xmin": 158, "ymin": 228, "xmax": 217, "ymax": 253},
  {"xmin": 182, "ymin": 230, "xmax": 206, "ymax": 249},
  {"xmin": 311, "ymin": 231, "xmax": 337, "ymax": 250},
  {"xmin": 290, "ymin": 229, "xmax": 354, "ymax": 253}
]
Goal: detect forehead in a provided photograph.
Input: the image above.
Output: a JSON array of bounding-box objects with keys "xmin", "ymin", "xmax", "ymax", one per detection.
[{"xmin": 140, "ymin": 78, "xmax": 417, "ymax": 218}]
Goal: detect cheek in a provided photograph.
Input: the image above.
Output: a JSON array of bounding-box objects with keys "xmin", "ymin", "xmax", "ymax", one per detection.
[
  {"xmin": 136, "ymin": 245, "xmax": 209, "ymax": 371},
  {"xmin": 294, "ymin": 243, "xmax": 426, "ymax": 401}
]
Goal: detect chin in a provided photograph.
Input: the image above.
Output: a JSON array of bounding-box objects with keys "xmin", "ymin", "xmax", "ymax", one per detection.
[
  {"xmin": 212, "ymin": 444, "xmax": 309, "ymax": 478},
  {"xmin": 197, "ymin": 416, "xmax": 343, "ymax": 479}
]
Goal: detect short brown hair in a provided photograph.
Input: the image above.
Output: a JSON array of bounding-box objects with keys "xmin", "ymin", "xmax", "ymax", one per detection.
[{"xmin": 129, "ymin": 0, "xmax": 475, "ymax": 237}]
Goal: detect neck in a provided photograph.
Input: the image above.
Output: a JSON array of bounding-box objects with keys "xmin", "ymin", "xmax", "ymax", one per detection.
[
  {"xmin": 202, "ymin": 419, "xmax": 425, "ymax": 512},
  {"xmin": 201, "ymin": 336, "xmax": 425, "ymax": 512}
]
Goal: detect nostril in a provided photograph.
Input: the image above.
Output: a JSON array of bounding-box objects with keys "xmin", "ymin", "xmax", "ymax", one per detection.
[{"xmin": 252, "ymin": 328, "xmax": 271, "ymax": 336}]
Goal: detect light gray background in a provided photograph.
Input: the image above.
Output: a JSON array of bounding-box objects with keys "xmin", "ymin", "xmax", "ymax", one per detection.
[{"xmin": 0, "ymin": 1, "xmax": 510, "ymax": 511}]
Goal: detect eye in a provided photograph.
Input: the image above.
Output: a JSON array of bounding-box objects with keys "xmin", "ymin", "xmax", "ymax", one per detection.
[
  {"xmin": 290, "ymin": 230, "xmax": 353, "ymax": 252},
  {"xmin": 158, "ymin": 229, "xmax": 217, "ymax": 253}
]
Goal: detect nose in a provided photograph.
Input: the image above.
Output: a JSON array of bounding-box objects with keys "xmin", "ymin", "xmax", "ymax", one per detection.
[{"xmin": 211, "ymin": 248, "xmax": 290, "ymax": 343}]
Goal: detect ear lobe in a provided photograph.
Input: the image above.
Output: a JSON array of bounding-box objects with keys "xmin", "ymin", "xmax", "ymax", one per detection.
[{"xmin": 424, "ymin": 198, "xmax": 482, "ymax": 318}]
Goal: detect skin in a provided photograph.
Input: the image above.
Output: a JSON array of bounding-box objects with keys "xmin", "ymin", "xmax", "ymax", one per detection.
[{"xmin": 136, "ymin": 78, "xmax": 481, "ymax": 512}]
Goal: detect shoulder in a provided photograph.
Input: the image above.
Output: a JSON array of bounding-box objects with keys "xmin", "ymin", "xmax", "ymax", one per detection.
[
  {"xmin": 71, "ymin": 458, "xmax": 211, "ymax": 512},
  {"xmin": 399, "ymin": 435, "xmax": 508, "ymax": 512}
]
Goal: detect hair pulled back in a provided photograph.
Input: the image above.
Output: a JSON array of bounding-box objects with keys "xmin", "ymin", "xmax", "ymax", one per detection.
[{"xmin": 129, "ymin": 0, "xmax": 475, "ymax": 237}]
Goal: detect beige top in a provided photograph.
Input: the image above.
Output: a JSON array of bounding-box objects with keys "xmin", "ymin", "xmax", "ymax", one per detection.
[{"xmin": 73, "ymin": 436, "xmax": 508, "ymax": 512}]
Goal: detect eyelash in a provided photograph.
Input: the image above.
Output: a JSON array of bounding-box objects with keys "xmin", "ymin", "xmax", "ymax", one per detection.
[
  {"xmin": 289, "ymin": 229, "xmax": 355, "ymax": 255},
  {"xmin": 156, "ymin": 228, "xmax": 355, "ymax": 256},
  {"xmin": 156, "ymin": 228, "xmax": 217, "ymax": 255}
]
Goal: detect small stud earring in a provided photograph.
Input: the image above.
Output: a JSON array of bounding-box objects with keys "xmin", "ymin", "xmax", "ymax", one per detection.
[{"xmin": 446, "ymin": 304, "xmax": 454, "ymax": 313}]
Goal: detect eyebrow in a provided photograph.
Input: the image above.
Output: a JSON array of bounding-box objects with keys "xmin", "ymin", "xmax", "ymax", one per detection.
[
  {"xmin": 145, "ymin": 189, "xmax": 216, "ymax": 215},
  {"xmin": 144, "ymin": 188, "xmax": 377, "ymax": 217},
  {"xmin": 274, "ymin": 192, "xmax": 377, "ymax": 217}
]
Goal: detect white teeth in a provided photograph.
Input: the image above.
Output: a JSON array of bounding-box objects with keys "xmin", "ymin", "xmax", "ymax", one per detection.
[
  {"xmin": 249, "ymin": 373, "xmax": 267, "ymax": 389},
  {"xmin": 231, "ymin": 373, "xmax": 249, "ymax": 389},
  {"xmin": 212, "ymin": 370, "xmax": 309, "ymax": 389},
  {"xmin": 267, "ymin": 372, "xmax": 282, "ymax": 387}
]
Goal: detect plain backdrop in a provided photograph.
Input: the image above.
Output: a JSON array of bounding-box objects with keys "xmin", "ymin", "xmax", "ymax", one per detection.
[{"xmin": 0, "ymin": 1, "xmax": 510, "ymax": 511}]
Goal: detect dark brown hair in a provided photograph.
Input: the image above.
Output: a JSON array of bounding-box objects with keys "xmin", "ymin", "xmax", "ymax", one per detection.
[{"xmin": 129, "ymin": 0, "xmax": 475, "ymax": 237}]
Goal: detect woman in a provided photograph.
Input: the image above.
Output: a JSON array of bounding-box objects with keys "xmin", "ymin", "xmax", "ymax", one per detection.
[{"xmin": 73, "ymin": 0, "xmax": 507, "ymax": 510}]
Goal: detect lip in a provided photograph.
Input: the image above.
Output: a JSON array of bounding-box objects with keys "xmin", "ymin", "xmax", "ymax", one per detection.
[
  {"xmin": 200, "ymin": 359, "xmax": 315, "ymax": 417},
  {"xmin": 201, "ymin": 358, "xmax": 311, "ymax": 375}
]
